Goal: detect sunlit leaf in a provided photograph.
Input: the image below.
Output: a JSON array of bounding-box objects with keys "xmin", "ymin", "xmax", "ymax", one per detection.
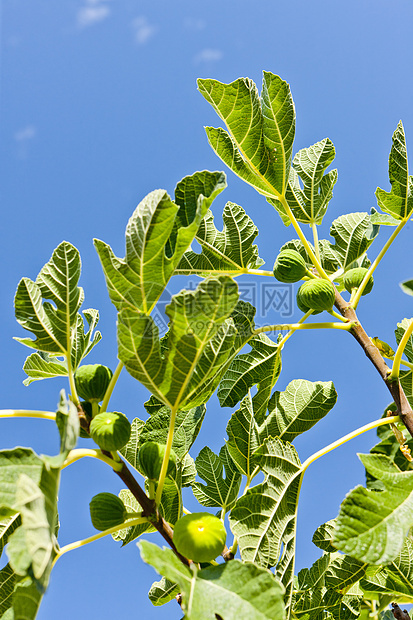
[
  {"xmin": 218, "ymin": 333, "xmax": 281, "ymax": 409},
  {"xmin": 118, "ymin": 276, "xmax": 241, "ymax": 410},
  {"xmin": 259, "ymin": 379, "xmax": 337, "ymax": 443},
  {"xmin": 360, "ymin": 536, "xmax": 413, "ymax": 603},
  {"xmin": 198, "ymin": 72, "xmax": 295, "ymax": 200},
  {"xmin": 334, "ymin": 453, "xmax": 413, "ymax": 563},
  {"xmin": 139, "ymin": 541, "xmax": 286, "ymax": 619},
  {"xmin": 95, "ymin": 171, "xmax": 225, "ymax": 314},
  {"xmin": 376, "ymin": 121, "xmax": 413, "ymax": 221},
  {"xmin": 327, "ymin": 213, "xmax": 379, "ymax": 270},
  {"xmin": 229, "ymin": 437, "xmax": 303, "ymax": 604},
  {"xmin": 285, "ymin": 138, "xmax": 337, "ymax": 225},
  {"xmin": 148, "ymin": 576, "xmax": 179, "ymax": 607},
  {"xmin": 177, "ymin": 201, "xmax": 264, "ymax": 274},
  {"xmin": 192, "ymin": 445, "xmax": 241, "ymax": 513},
  {"xmin": 226, "ymin": 392, "xmax": 260, "ymax": 477}
]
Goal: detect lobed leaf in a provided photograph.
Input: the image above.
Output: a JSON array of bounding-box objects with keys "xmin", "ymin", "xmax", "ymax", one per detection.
[
  {"xmin": 334, "ymin": 453, "xmax": 413, "ymax": 563},
  {"xmin": 226, "ymin": 392, "xmax": 260, "ymax": 477},
  {"xmin": 139, "ymin": 540, "xmax": 286, "ymax": 619},
  {"xmin": 229, "ymin": 437, "xmax": 303, "ymax": 604},
  {"xmin": 177, "ymin": 201, "xmax": 264, "ymax": 275},
  {"xmin": 14, "ymin": 243, "xmax": 100, "ymax": 381},
  {"xmin": 294, "ymin": 554, "xmax": 361, "ymax": 620},
  {"xmin": 198, "ymin": 72, "xmax": 295, "ymax": 201},
  {"xmin": 218, "ymin": 333, "xmax": 281, "ymax": 410},
  {"xmin": 376, "ymin": 121, "xmax": 413, "ymax": 221},
  {"xmin": 259, "ymin": 379, "xmax": 337, "ymax": 443},
  {"xmin": 148, "ymin": 576, "xmax": 180, "ymax": 607},
  {"xmin": 192, "ymin": 445, "xmax": 241, "ymax": 513},
  {"xmin": 327, "ymin": 213, "xmax": 379, "ymax": 270},
  {"xmin": 22, "ymin": 352, "xmax": 67, "ymax": 386},
  {"xmin": 118, "ymin": 276, "xmax": 241, "ymax": 410},
  {"xmin": 360, "ymin": 536, "xmax": 413, "ymax": 603},
  {"xmin": 285, "ymin": 138, "xmax": 337, "ymax": 225},
  {"xmin": 95, "ymin": 171, "xmax": 225, "ymax": 314}
]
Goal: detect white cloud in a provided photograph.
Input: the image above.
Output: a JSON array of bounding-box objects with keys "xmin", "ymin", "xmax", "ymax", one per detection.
[
  {"xmin": 132, "ymin": 17, "xmax": 157, "ymax": 45},
  {"xmin": 194, "ymin": 48, "xmax": 223, "ymax": 64},
  {"xmin": 77, "ymin": 0, "xmax": 111, "ymax": 29},
  {"xmin": 15, "ymin": 125, "xmax": 37, "ymax": 142},
  {"xmin": 14, "ymin": 125, "xmax": 37, "ymax": 160},
  {"xmin": 184, "ymin": 18, "xmax": 206, "ymax": 31}
]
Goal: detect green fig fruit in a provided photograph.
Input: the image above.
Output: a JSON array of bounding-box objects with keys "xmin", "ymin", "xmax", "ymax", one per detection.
[
  {"xmin": 296, "ymin": 279, "xmax": 335, "ymax": 312},
  {"xmin": 90, "ymin": 411, "xmax": 131, "ymax": 451},
  {"xmin": 173, "ymin": 512, "xmax": 227, "ymax": 563},
  {"xmin": 343, "ymin": 267, "xmax": 374, "ymax": 296},
  {"xmin": 89, "ymin": 492, "xmax": 127, "ymax": 531},
  {"xmin": 273, "ymin": 249, "xmax": 307, "ymax": 283},
  {"xmin": 74, "ymin": 364, "xmax": 113, "ymax": 402},
  {"xmin": 138, "ymin": 441, "xmax": 177, "ymax": 481}
]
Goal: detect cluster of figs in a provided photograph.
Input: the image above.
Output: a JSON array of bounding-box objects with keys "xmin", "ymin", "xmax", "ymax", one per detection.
[
  {"xmin": 273, "ymin": 249, "xmax": 374, "ymax": 312},
  {"xmin": 76, "ymin": 364, "xmax": 227, "ymax": 563}
]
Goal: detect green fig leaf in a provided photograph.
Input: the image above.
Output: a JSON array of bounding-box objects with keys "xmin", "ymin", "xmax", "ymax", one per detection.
[
  {"xmin": 192, "ymin": 445, "xmax": 241, "ymax": 513},
  {"xmin": 177, "ymin": 201, "xmax": 264, "ymax": 275},
  {"xmin": 376, "ymin": 121, "xmax": 413, "ymax": 221},
  {"xmin": 95, "ymin": 171, "xmax": 225, "ymax": 314},
  {"xmin": 285, "ymin": 138, "xmax": 337, "ymax": 225},
  {"xmin": 118, "ymin": 276, "xmax": 244, "ymax": 410},
  {"xmin": 139, "ymin": 540, "xmax": 286, "ymax": 620},
  {"xmin": 334, "ymin": 453, "xmax": 413, "ymax": 564},
  {"xmin": 198, "ymin": 72, "xmax": 295, "ymax": 201}
]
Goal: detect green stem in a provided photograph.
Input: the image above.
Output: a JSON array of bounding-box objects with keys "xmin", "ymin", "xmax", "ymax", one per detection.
[
  {"xmin": 52, "ymin": 516, "xmax": 148, "ymax": 568},
  {"xmin": 101, "ymin": 360, "xmax": 123, "ymax": 413},
  {"xmin": 148, "ymin": 480, "xmax": 156, "ymax": 500},
  {"xmin": 279, "ymin": 195, "xmax": 329, "ymax": 279},
  {"xmin": 388, "ymin": 321, "xmax": 413, "ymax": 381},
  {"xmin": 0, "ymin": 409, "xmax": 56, "ymax": 421},
  {"xmin": 155, "ymin": 406, "xmax": 177, "ymax": 505},
  {"xmin": 67, "ymin": 356, "xmax": 80, "ymax": 408},
  {"xmin": 311, "ymin": 222, "xmax": 321, "ymax": 264},
  {"xmin": 328, "ymin": 309, "xmax": 350, "ymax": 323},
  {"xmin": 91, "ymin": 401, "xmax": 99, "ymax": 418},
  {"xmin": 352, "ymin": 219, "xmax": 407, "ymax": 308},
  {"xmin": 254, "ymin": 322, "xmax": 354, "ymax": 335},
  {"xmin": 301, "ymin": 415, "xmax": 400, "ymax": 473},
  {"xmin": 244, "ymin": 269, "xmax": 275, "ymax": 277},
  {"xmin": 62, "ymin": 448, "xmax": 123, "ymax": 471}
]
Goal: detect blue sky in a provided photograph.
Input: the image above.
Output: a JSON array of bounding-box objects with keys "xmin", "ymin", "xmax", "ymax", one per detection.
[{"xmin": 2, "ymin": 1, "xmax": 413, "ymax": 618}]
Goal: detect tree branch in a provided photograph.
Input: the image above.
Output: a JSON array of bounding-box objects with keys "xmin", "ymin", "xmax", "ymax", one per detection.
[
  {"xmin": 392, "ymin": 603, "xmax": 411, "ymax": 619},
  {"xmin": 334, "ymin": 290, "xmax": 413, "ymax": 436}
]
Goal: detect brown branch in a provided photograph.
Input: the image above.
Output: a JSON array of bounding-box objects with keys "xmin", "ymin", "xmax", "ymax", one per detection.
[
  {"xmin": 334, "ymin": 290, "xmax": 413, "ymax": 436},
  {"xmin": 113, "ymin": 458, "xmax": 190, "ymax": 566},
  {"xmin": 76, "ymin": 405, "xmax": 190, "ymax": 566},
  {"xmin": 392, "ymin": 603, "xmax": 411, "ymax": 619}
]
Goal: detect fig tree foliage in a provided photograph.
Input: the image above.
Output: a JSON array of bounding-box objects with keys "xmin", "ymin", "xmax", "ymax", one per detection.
[{"xmin": 2, "ymin": 71, "xmax": 413, "ymax": 619}]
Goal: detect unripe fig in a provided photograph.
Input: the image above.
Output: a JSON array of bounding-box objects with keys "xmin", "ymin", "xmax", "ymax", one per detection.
[
  {"xmin": 296, "ymin": 279, "xmax": 335, "ymax": 312},
  {"xmin": 90, "ymin": 411, "xmax": 131, "ymax": 451},
  {"xmin": 89, "ymin": 492, "xmax": 127, "ymax": 531},
  {"xmin": 273, "ymin": 249, "xmax": 307, "ymax": 283},
  {"xmin": 173, "ymin": 512, "xmax": 227, "ymax": 563},
  {"xmin": 138, "ymin": 441, "xmax": 177, "ymax": 481},
  {"xmin": 343, "ymin": 267, "xmax": 374, "ymax": 296},
  {"xmin": 74, "ymin": 364, "xmax": 113, "ymax": 402}
]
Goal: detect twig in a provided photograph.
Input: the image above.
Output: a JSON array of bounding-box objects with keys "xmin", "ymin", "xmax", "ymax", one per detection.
[
  {"xmin": 391, "ymin": 603, "xmax": 411, "ymax": 619},
  {"xmin": 334, "ymin": 290, "xmax": 413, "ymax": 436}
]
